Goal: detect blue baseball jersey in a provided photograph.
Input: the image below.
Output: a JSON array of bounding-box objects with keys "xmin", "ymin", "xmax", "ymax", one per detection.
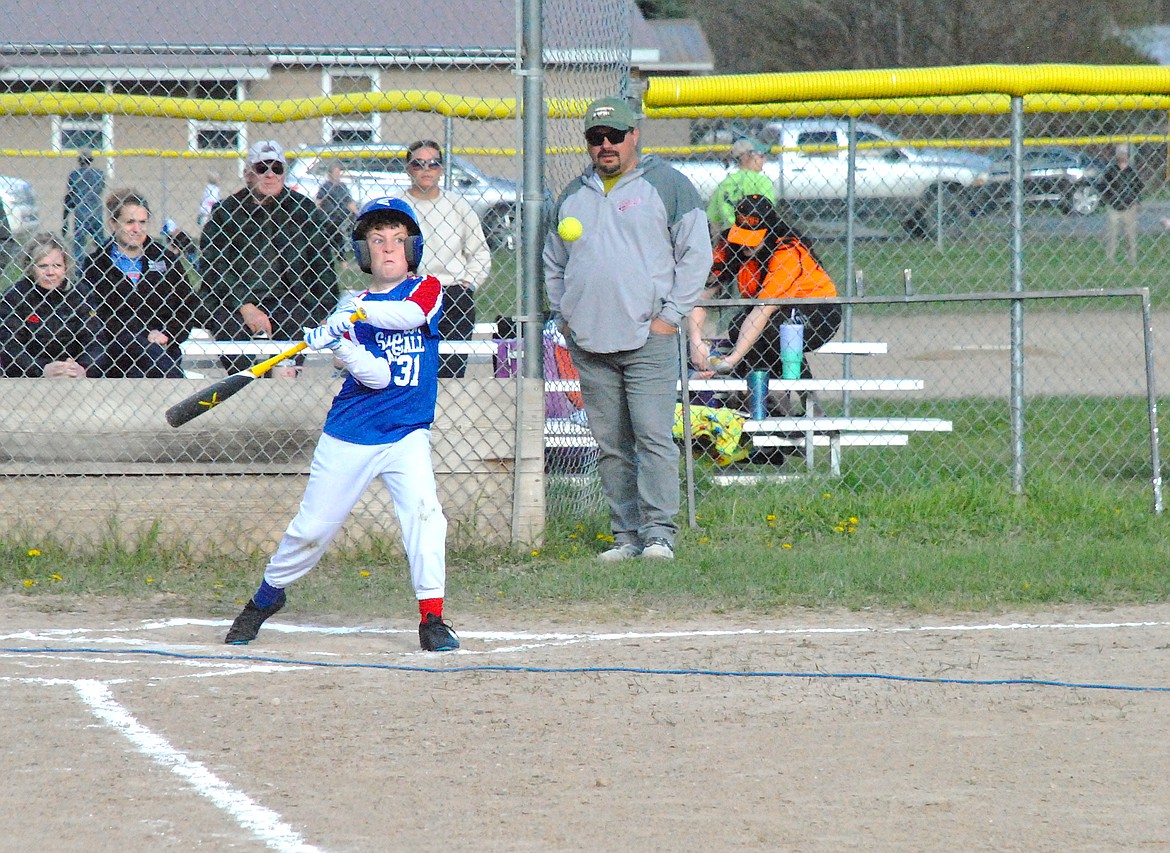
[{"xmin": 322, "ymin": 276, "xmax": 443, "ymax": 445}]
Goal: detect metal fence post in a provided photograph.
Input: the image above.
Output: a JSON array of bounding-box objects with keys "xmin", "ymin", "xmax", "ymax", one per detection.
[{"xmin": 1010, "ymin": 96, "xmax": 1026, "ymax": 496}]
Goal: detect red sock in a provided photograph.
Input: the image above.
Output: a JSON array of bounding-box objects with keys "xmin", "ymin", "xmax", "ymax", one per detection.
[{"xmin": 419, "ymin": 598, "xmax": 443, "ymax": 622}]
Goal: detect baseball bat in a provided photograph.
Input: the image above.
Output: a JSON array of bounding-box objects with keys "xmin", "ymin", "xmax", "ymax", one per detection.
[{"xmin": 164, "ymin": 307, "xmax": 365, "ymax": 428}]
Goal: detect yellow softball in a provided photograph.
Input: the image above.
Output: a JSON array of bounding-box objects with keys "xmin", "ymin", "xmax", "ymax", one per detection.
[{"xmin": 557, "ymin": 216, "xmax": 583, "ymax": 242}]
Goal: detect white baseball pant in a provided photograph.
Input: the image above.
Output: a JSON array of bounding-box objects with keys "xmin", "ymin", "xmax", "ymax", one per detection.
[{"xmin": 263, "ymin": 428, "xmax": 447, "ymax": 599}]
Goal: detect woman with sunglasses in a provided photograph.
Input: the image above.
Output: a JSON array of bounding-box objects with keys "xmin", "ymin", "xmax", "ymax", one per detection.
[
  {"xmin": 199, "ymin": 139, "xmax": 338, "ymax": 377},
  {"xmin": 395, "ymin": 139, "xmax": 491, "ymax": 379}
]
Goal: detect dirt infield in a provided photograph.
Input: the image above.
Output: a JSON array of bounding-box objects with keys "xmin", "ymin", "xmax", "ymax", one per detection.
[{"xmin": 3, "ymin": 595, "xmax": 1169, "ymax": 852}]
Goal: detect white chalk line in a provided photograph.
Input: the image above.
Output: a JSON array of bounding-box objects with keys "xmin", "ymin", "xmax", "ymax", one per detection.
[
  {"xmin": 65, "ymin": 677, "xmax": 322, "ymax": 853},
  {"xmin": 3, "ymin": 617, "xmax": 1170, "ymax": 661}
]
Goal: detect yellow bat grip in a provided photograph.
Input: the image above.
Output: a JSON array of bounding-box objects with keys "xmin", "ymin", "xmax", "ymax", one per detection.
[{"xmin": 245, "ymin": 306, "xmax": 368, "ymax": 379}]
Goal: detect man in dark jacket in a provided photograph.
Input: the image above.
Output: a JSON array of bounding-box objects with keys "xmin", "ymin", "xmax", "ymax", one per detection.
[
  {"xmin": 199, "ymin": 140, "xmax": 338, "ymax": 375},
  {"xmin": 81, "ymin": 188, "xmax": 199, "ymax": 378},
  {"xmin": 1097, "ymin": 143, "xmax": 1144, "ymax": 266}
]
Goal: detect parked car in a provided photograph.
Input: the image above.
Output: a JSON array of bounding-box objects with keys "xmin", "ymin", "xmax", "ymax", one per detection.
[
  {"xmin": 0, "ymin": 174, "xmax": 42, "ymax": 269},
  {"xmin": 979, "ymin": 146, "xmax": 1106, "ymax": 215},
  {"xmin": 286, "ymin": 143, "xmax": 519, "ymax": 249},
  {"xmin": 674, "ymin": 118, "xmax": 991, "ymax": 235}
]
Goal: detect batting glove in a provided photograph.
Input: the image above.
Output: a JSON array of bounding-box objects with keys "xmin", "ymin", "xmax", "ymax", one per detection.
[
  {"xmin": 321, "ymin": 311, "xmax": 354, "ymax": 338},
  {"xmin": 303, "ymin": 325, "xmax": 342, "ymax": 352}
]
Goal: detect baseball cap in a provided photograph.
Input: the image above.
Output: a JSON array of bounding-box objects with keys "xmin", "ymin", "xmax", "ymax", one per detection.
[
  {"xmin": 726, "ymin": 194, "xmax": 773, "ymax": 247},
  {"xmin": 730, "ymin": 138, "xmax": 768, "ymax": 158},
  {"xmin": 584, "ymin": 97, "xmax": 638, "ymax": 131},
  {"xmin": 247, "ymin": 139, "xmax": 285, "ymax": 165}
]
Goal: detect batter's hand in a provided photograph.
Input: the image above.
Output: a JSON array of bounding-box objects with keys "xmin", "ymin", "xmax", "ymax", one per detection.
[
  {"xmin": 303, "ymin": 325, "xmax": 342, "ymax": 351},
  {"xmin": 321, "ymin": 311, "xmax": 354, "ymax": 338}
]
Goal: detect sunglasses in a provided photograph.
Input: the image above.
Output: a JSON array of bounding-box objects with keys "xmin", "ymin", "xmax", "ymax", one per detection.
[
  {"xmin": 407, "ymin": 157, "xmax": 443, "ymax": 170},
  {"xmin": 585, "ymin": 127, "xmax": 629, "ymax": 147},
  {"xmin": 252, "ymin": 160, "xmax": 285, "ymax": 175}
]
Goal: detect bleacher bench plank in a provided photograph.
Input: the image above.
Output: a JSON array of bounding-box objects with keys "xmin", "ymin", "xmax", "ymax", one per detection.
[
  {"xmin": 545, "ymin": 378, "xmax": 924, "ymax": 394},
  {"xmin": 686, "ymin": 378, "xmax": 923, "ymax": 393},
  {"xmin": 743, "ymin": 416, "xmax": 952, "ymax": 476},
  {"xmin": 743, "ymin": 417, "xmax": 952, "ymax": 433},
  {"xmin": 183, "ymin": 337, "xmax": 887, "ymax": 365},
  {"xmin": 181, "ymin": 340, "xmax": 497, "ymax": 358}
]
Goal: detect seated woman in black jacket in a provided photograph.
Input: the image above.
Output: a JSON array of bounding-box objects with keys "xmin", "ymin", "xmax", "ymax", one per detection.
[
  {"xmin": 0, "ymin": 232, "xmax": 106, "ymax": 378},
  {"xmin": 80, "ymin": 188, "xmax": 200, "ymax": 378}
]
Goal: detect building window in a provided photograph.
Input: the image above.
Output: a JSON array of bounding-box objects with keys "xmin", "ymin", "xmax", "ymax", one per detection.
[
  {"xmin": 330, "ymin": 127, "xmax": 374, "ymax": 144},
  {"xmin": 56, "ymin": 118, "xmax": 106, "ymax": 153},
  {"xmin": 324, "ymin": 72, "xmax": 378, "ymax": 144},
  {"xmin": 194, "ymin": 125, "xmax": 242, "ymax": 152}
]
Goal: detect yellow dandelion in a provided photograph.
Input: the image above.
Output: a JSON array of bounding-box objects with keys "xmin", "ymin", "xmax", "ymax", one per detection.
[
  {"xmin": 568, "ymin": 533, "xmax": 578, "ymax": 539},
  {"xmin": 359, "ymin": 570, "xmax": 370, "ymax": 578},
  {"xmin": 531, "ymin": 549, "xmax": 540, "ymax": 556},
  {"xmin": 23, "ymin": 579, "xmax": 37, "ymax": 587},
  {"xmin": 50, "ymin": 573, "xmax": 63, "ymax": 582},
  {"xmin": 27, "ymin": 549, "xmax": 41, "ymax": 557},
  {"xmin": 834, "ymin": 525, "xmax": 845, "ymax": 532},
  {"xmin": 699, "ymin": 536, "xmax": 709, "ymax": 543},
  {"xmin": 146, "ymin": 577, "xmax": 155, "ymax": 584},
  {"xmin": 849, "ymin": 517, "xmax": 858, "ymax": 525},
  {"xmin": 766, "ymin": 514, "xmax": 776, "ymax": 522},
  {"xmin": 822, "ymin": 492, "xmax": 832, "ymax": 499},
  {"xmin": 782, "ymin": 543, "xmax": 793, "ymax": 549}
]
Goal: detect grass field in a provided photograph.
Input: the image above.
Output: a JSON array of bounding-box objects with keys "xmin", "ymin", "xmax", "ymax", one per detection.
[{"xmin": 5, "ymin": 393, "xmax": 1167, "ymax": 619}]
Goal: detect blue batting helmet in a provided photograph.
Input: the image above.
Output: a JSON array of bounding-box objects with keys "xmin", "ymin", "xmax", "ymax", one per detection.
[{"xmin": 352, "ymin": 197, "xmax": 424, "ymax": 273}]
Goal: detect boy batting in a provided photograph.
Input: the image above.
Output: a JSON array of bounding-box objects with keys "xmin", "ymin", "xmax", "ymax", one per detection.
[{"xmin": 224, "ymin": 197, "xmax": 459, "ymax": 652}]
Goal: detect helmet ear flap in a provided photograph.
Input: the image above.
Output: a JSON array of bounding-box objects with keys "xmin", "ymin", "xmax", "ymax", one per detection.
[
  {"xmin": 353, "ymin": 239, "xmax": 372, "ymax": 274},
  {"xmin": 408, "ymin": 235, "xmax": 424, "ymax": 270}
]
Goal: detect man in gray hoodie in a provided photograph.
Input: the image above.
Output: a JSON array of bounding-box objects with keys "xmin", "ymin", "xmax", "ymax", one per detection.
[{"xmin": 544, "ymin": 96, "xmax": 712, "ymax": 561}]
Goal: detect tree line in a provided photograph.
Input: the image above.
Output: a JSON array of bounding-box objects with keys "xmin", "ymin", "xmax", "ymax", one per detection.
[{"xmin": 639, "ymin": 0, "xmax": 1165, "ymax": 72}]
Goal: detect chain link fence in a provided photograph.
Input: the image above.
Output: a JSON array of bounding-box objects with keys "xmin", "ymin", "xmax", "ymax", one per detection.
[
  {"xmin": 1, "ymin": 31, "xmax": 1167, "ymax": 558},
  {"xmin": 636, "ymin": 90, "xmax": 1167, "ymax": 529},
  {"xmin": 676, "ymin": 290, "xmax": 1159, "ymax": 521},
  {"xmin": 0, "ymin": 0, "xmax": 627, "ymax": 556}
]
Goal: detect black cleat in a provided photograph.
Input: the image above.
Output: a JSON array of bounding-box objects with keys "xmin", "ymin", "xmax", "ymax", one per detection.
[
  {"xmin": 225, "ymin": 591, "xmax": 287, "ymax": 645},
  {"xmin": 419, "ymin": 613, "xmax": 460, "ymax": 651}
]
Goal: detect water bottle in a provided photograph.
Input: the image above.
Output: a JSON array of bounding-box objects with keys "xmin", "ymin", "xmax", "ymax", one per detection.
[{"xmin": 748, "ymin": 370, "xmax": 770, "ymax": 420}]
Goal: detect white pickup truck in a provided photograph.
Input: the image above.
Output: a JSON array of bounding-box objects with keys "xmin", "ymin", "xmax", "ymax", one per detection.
[{"xmin": 670, "ymin": 119, "xmax": 991, "ymax": 234}]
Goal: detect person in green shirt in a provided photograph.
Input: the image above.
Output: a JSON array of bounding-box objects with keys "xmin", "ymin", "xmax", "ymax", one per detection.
[{"xmin": 706, "ymin": 137, "xmax": 775, "ymax": 238}]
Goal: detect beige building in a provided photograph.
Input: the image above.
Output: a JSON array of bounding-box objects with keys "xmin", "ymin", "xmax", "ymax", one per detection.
[{"xmin": 1, "ymin": 0, "xmax": 712, "ymax": 236}]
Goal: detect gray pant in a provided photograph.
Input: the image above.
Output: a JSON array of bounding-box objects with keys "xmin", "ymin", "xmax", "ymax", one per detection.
[{"xmin": 568, "ymin": 330, "xmax": 681, "ymax": 547}]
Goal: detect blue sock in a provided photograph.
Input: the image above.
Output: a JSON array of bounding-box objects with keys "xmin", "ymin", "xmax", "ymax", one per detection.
[{"xmin": 252, "ymin": 580, "xmax": 283, "ymax": 609}]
